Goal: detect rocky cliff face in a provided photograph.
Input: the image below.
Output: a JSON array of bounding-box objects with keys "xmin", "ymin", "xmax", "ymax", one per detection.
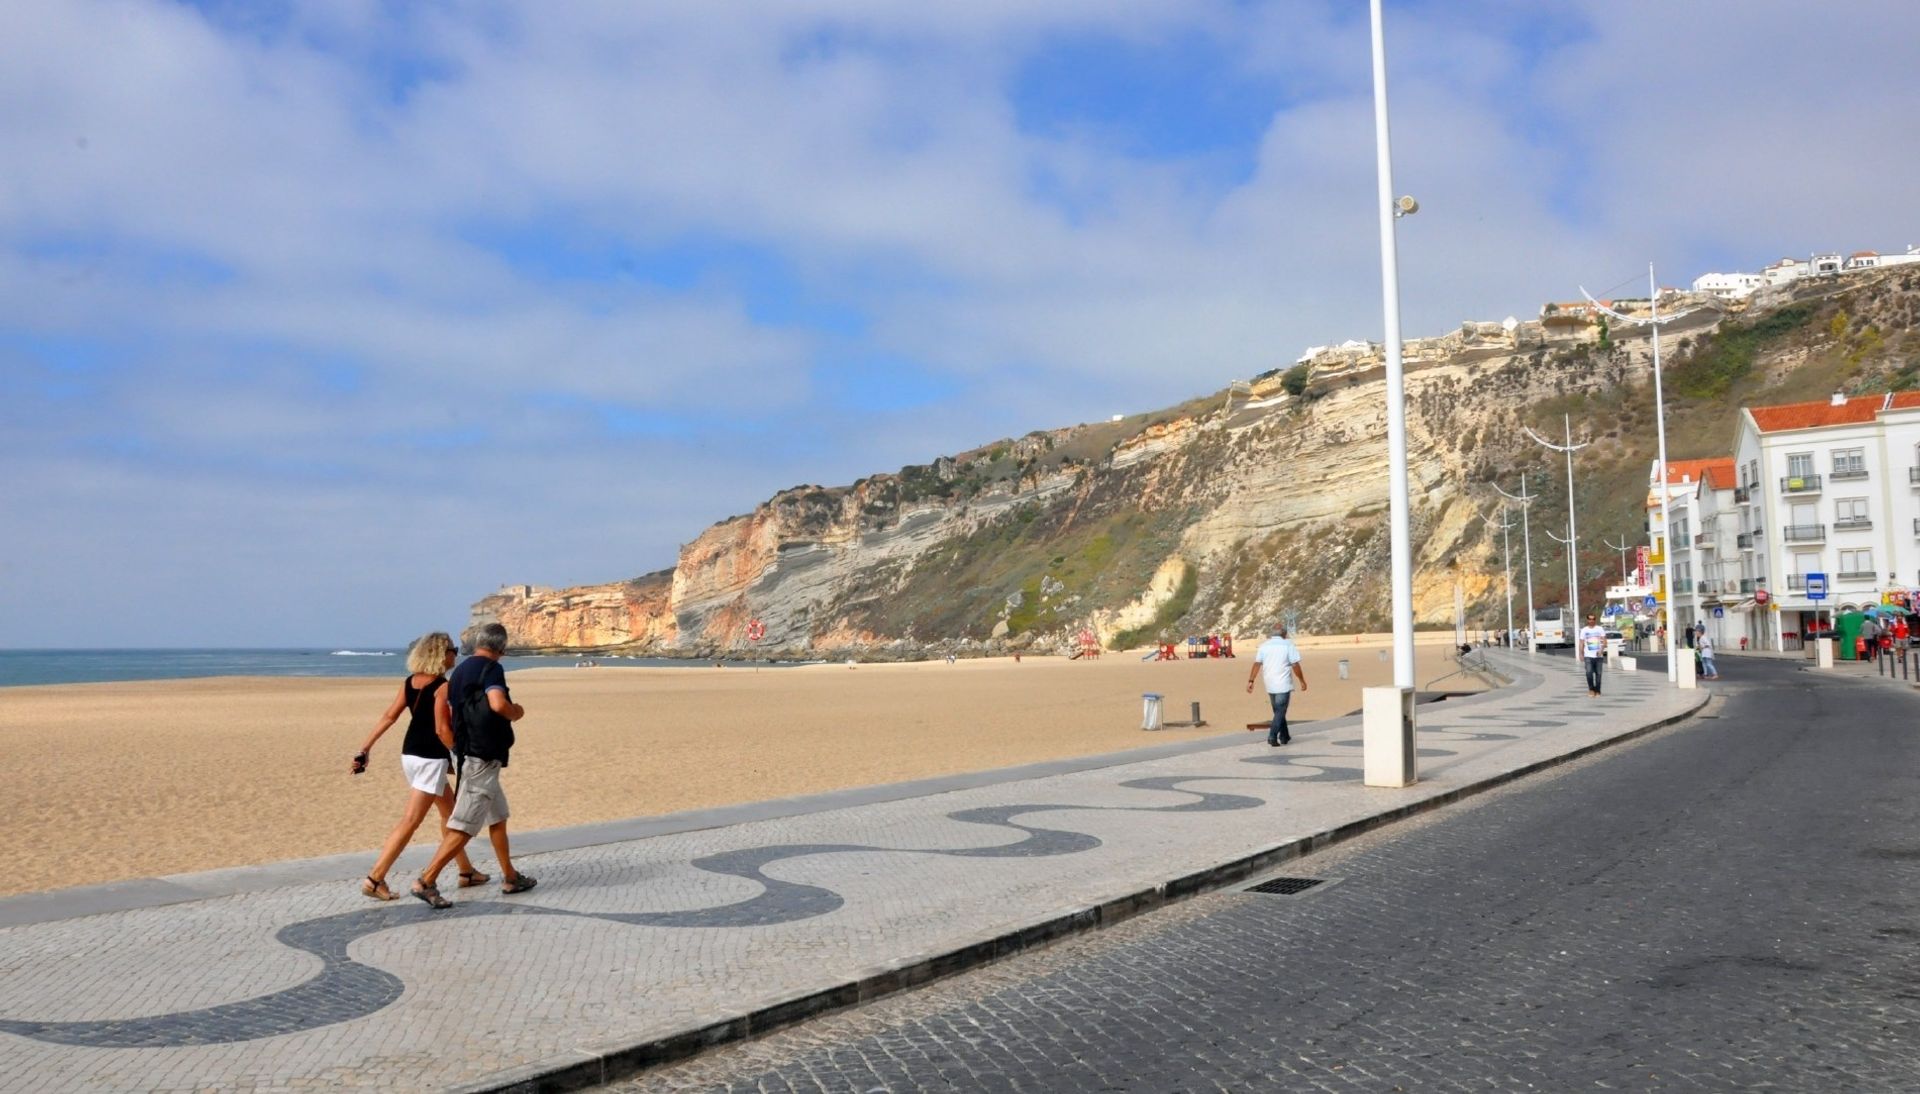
[{"xmin": 473, "ymin": 268, "xmax": 1920, "ymax": 654}]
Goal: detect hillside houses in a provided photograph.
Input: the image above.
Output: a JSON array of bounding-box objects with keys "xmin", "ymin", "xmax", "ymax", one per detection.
[{"xmin": 1693, "ymin": 245, "xmax": 1920, "ymax": 299}]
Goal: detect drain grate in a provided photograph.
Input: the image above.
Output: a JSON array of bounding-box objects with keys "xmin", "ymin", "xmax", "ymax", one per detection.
[{"xmin": 1245, "ymin": 876, "xmax": 1325, "ymax": 896}]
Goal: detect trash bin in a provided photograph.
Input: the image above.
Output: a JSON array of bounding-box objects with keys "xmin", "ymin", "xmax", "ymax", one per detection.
[
  {"xmin": 1337, "ymin": 659, "xmax": 1350, "ymax": 679},
  {"xmin": 1141, "ymin": 692, "xmax": 1164, "ymax": 731}
]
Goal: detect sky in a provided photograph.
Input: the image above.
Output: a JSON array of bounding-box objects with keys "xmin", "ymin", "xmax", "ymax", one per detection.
[{"xmin": 4, "ymin": 0, "xmax": 1918, "ymax": 648}]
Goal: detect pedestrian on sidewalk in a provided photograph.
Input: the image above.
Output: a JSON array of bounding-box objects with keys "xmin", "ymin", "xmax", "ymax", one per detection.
[
  {"xmin": 1698, "ymin": 632, "xmax": 1718, "ymax": 679},
  {"xmin": 1579, "ymin": 614, "xmax": 1607, "ymax": 697},
  {"xmin": 351, "ymin": 631, "xmax": 485, "ymax": 901},
  {"xmin": 1246, "ymin": 624, "xmax": 1306, "ymax": 746},
  {"xmin": 412, "ymin": 622, "xmax": 537, "ymax": 909}
]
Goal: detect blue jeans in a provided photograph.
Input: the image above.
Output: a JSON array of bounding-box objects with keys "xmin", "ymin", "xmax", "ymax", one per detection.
[{"xmin": 1267, "ymin": 690, "xmax": 1293, "ymax": 744}]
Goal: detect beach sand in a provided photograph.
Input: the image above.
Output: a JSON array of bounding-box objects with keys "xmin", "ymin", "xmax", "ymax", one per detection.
[{"xmin": 1, "ymin": 642, "xmax": 1483, "ymax": 896}]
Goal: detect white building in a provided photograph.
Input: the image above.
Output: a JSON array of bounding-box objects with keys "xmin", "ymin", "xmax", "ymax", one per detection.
[
  {"xmin": 1813, "ymin": 252, "xmax": 1845, "ymax": 275},
  {"xmin": 1646, "ymin": 457, "xmax": 1738, "ymax": 646},
  {"xmin": 1761, "ymin": 257, "xmax": 1809, "ymax": 285},
  {"xmin": 1691, "ymin": 272, "xmax": 1765, "ymax": 299},
  {"xmin": 1733, "ymin": 391, "xmax": 1920, "ymax": 651}
]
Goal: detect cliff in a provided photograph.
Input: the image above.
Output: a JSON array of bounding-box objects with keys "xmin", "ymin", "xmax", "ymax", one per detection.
[{"xmin": 474, "ymin": 267, "xmax": 1920, "ymax": 654}]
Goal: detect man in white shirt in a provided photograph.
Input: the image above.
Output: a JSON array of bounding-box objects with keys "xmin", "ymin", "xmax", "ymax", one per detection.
[
  {"xmin": 1246, "ymin": 625, "xmax": 1308, "ymax": 746},
  {"xmin": 1578, "ymin": 614, "xmax": 1608, "ymax": 696}
]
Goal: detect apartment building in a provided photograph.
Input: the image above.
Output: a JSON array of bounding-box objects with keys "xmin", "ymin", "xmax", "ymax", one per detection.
[
  {"xmin": 1646, "ymin": 457, "xmax": 1737, "ymax": 645},
  {"xmin": 1732, "ymin": 392, "xmax": 1920, "ymax": 649}
]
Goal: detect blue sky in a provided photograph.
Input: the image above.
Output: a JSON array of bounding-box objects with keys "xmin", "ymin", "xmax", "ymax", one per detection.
[{"xmin": 3, "ymin": 0, "xmax": 1918, "ymax": 646}]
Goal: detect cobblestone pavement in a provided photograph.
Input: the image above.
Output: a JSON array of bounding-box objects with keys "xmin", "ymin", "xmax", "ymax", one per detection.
[
  {"xmin": 0, "ymin": 652, "xmax": 1698, "ymax": 1091},
  {"xmin": 623, "ymin": 656, "xmax": 1920, "ymax": 1093}
]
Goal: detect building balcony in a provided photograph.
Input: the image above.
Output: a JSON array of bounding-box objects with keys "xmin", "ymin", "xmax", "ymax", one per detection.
[
  {"xmin": 1672, "ymin": 579, "xmax": 1695, "ymax": 594},
  {"xmin": 1912, "ymin": 517, "xmax": 1920, "ymax": 536},
  {"xmin": 1831, "ymin": 465, "xmax": 1868, "ymax": 481},
  {"xmin": 1740, "ymin": 578, "xmax": 1758, "ymax": 593},
  {"xmin": 1783, "ymin": 523, "xmax": 1826, "ymax": 543},
  {"xmin": 1836, "ymin": 570, "xmax": 1877, "ymax": 582},
  {"xmin": 1734, "ymin": 485, "xmax": 1753, "ymax": 505},
  {"xmin": 1694, "ymin": 533, "xmax": 1716, "ymax": 550},
  {"xmin": 1834, "ymin": 517, "xmax": 1873, "ymax": 532},
  {"xmin": 1780, "ymin": 474, "xmax": 1822, "ymax": 495},
  {"xmin": 1787, "ymin": 574, "xmax": 1808, "ymax": 590},
  {"xmin": 1737, "ymin": 532, "xmax": 1755, "ymax": 550},
  {"xmin": 1909, "ymin": 466, "xmax": 1920, "ymax": 485}
]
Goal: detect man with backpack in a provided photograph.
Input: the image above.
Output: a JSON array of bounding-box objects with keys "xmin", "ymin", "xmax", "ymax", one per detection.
[{"xmin": 411, "ymin": 622, "xmax": 537, "ymax": 909}]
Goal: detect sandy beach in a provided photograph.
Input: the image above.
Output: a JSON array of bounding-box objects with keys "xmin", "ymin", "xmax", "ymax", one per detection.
[{"xmin": 1, "ymin": 642, "xmax": 1482, "ymax": 896}]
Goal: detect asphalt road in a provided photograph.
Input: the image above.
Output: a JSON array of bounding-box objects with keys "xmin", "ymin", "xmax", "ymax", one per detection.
[{"xmin": 626, "ymin": 656, "xmax": 1920, "ymax": 1092}]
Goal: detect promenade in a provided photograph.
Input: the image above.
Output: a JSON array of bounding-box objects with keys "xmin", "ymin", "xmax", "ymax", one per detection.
[{"xmin": 0, "ymin": 650, "xmax": 1703, "ymax": 1092}]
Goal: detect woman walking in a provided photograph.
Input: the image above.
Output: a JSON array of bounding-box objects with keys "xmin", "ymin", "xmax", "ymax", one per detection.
[{"xmin": 350, "ymin": 631, "xmax": 487, "ymax": 900}]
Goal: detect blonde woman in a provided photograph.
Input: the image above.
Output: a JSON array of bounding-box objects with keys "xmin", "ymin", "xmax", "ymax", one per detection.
[{"xmin": 350, "ymin": 632, "xmax": 486, "ymax": 900}]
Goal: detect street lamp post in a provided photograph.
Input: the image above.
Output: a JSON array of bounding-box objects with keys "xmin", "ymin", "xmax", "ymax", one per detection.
[
  {"xmin": 1524, "ymin": 414, "xmax": 1593, "ymax": 628},
  {"xmin": 1602, "ymin": 535, "xmax": 1633, "ymax": 584},
  {"xmin": 1364, "ymin": 0, "xmax": 1418, "ymax": 788},
  {"xmin": 1582, "ymin": 266, "xmax": 1693, "ymax": 683},
  {"xmin": 1484, "ymin": 509, "xmax": 1516, "ymax": 649},
  {"xmin": 1492, "ymin": 476, "xmax": 1538, "ymax": 654}
]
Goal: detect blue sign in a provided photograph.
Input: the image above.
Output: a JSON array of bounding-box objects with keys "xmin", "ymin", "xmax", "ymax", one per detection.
[
  {"xmin": 1806, "ymin": 572, "xmax": 1828, "ymax": 600},
  {"xmin": 1642, "ymin": 596, "xmax": 1659, "ymax": 612},
  {"xmin": 1713, "ymin": 606, "xmax": 1725, "ymax": 618}
]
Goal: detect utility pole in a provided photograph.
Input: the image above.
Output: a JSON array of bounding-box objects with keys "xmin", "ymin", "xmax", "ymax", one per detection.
[
  {"xmin": 1602, "ymin": 534, "xmax": 1633, "ymax": 583},
  {"xmin": 1583, "ymin": 266, "xmax": 1697, "ymax": 684},
  {"xmin": 1525, "ymin": 414, "xmax": 1592, "ymax": 628},
  {"xmin": 1492, "ymin": 476, "xmax": 1538, "ymax": 654},
  {"xmin": 1485, "ymin": 509, "xmax": 1516, "ymax": 649}
]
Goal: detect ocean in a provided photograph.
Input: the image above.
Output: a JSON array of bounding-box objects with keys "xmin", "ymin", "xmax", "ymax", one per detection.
[{"xmin": 0, "ymin": 649, "xmax": 747, "ymax": 688}]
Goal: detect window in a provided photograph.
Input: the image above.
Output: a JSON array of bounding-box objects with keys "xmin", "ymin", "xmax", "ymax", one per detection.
[
  {"xmin": 1836, "ymin": 498, "xmax": 1870, "ymax": 527},
  {"xmin": 1787, "ymin": 453, "xmax": 1814, "ymax": 478},
  {"xmin": 1838, "ymin": 548, "xmax": 1873, "ymax": 578},
  {"xmin": 1832, "ymin": 448, "xmax": 1866, "ymax": 477},
  {"xmin": 1792, "ymin": 552, "xmax": 1821, "ymax": 575}
]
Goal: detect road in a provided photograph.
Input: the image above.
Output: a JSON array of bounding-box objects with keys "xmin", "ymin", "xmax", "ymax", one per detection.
[{"xmin": 620, "ymin": 655, "xmax": 1920, "ymax": 1092}]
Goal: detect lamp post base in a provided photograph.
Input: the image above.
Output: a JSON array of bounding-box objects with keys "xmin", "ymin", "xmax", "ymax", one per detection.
[{"xmin": 1362, "ymin": 685, "xmax": 1418, "ymax": 788}]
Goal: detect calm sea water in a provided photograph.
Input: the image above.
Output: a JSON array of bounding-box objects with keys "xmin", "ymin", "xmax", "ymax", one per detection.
[{"xmin": 0, "ymin": 649, "xmax": 756, "ymax": 688}]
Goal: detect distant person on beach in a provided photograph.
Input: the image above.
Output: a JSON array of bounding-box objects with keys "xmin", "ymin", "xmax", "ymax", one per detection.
[
  {"xmin": 350, "ymin": 631, "xmax": 485, "ymax": 901},
  {"xmin": 1579, "ymin": 614, "xmax": 1607, "ymax": 696},
  {"xmin": 1246, "ymin": 624, "xmax": 1306, "ymax": 747},
  {"xmin": 412, "ymin": 622, "xmax": 536, "ymax": 909}
]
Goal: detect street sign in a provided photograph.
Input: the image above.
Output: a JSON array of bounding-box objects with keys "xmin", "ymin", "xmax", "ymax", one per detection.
[
  {"xmin": 1713, "ymin": 606, "xmax": 1725, "ymax": 618},
  {"xmin": 1634, "ymin": 546, "xmax": 1650, "ymax": 588},
  {"xmin": 1642, "ymin": 596, "xmax": 1658, "ymax": 612},
  {"xmin": 1805, "ymin": 572, "xmax": 1828, "ymax": 600}
]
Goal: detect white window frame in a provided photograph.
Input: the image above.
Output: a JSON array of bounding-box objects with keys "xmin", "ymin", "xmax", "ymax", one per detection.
[
  {"xmin": 1836, "ymin": 497, "xmax": 1869, "ymax": 523},
  {"xmin": 1832, "ymin": 447, "xmax": 1866, "ymax": 475},
  {"xmin": 1838, "ymin": 548, "xmax": 1874, "ymax": 577}
]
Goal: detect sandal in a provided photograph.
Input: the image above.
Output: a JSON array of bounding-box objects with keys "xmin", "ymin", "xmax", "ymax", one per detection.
[
  {"xmin": 410, "ymin": 880, "xmax": 452, "ymax": 910},
  {"xmin": 500, "ymin": 873, "xmax": 538, "ymax": 895},
  {"xmin": 456, "ymin": 870, "xmax": 491, "ymax": 889},
  {"xmin": 361, "ymin": 876, "xmax": 396, "ymax": 902}
]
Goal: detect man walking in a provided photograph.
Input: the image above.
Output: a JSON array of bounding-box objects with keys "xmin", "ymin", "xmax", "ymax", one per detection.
[
  {"xmin": 1246, "ymin": 624, "xmax": 1307, "ymax": 746},
  {"xmin": 1579, "ymin": 613, "xmax": 1608, "ymax": 697},
  {"xmin": 412, "ymin": 622, "xmax": 536, "ymax": 909}
]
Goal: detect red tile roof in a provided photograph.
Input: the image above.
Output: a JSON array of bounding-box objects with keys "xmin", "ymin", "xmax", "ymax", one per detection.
[
  {"xmin": 1664, "ymin": 457, "xmax": 1736, "ymax": 490},
  {"xmin": 1748, "ymin": 393, "xmax": 1920, "ymax": 433}
]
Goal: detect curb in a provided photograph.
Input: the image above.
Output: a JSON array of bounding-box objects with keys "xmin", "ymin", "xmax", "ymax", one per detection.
[{"xmin": 453, "ymin": 678, "xmax": 1710, "ymax": 1093}]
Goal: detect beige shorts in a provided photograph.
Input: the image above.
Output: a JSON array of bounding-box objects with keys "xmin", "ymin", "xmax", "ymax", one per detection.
[{"xmin": 447, "ymin": 758, "xmax": 509, "ymax": 834}]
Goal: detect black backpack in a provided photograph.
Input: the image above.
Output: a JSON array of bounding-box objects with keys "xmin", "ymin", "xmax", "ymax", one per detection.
[{"xmin": 452, "ymin": 667, "xmax": 514, "ymax": 764}]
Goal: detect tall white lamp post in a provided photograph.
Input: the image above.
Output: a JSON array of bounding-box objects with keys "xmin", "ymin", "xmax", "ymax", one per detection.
[
  {"xmin": 1602, "ymin": 534, "xmax": 1633, "ymax": 584},
  {"xmin": 1582, "ymin": 266, "xmax": 1696, "ymax": 683},
  {"xmin": 1525, "ymin": 413, "xmax": 1592, "ymax": 628},
  {"xmin": 1484, "ymin": 509, "xmax": 1516, "ymax": 649},
  {"xmin": 1364, "ymin": 0, "xmax": 1418, "ymax": 788},
  {"xmin": 1492, "ymin": 476, "xmax": 1538, "ymax": 653}
]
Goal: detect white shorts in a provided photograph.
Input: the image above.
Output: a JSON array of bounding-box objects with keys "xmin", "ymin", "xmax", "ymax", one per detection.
[{"xmin": 400, "ymin": 755, "xmax": 451, "ymax": 796}]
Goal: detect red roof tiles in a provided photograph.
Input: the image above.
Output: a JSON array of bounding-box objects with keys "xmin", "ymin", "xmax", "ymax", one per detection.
[
  {"xmin": 1664, "ymin": 457, "xmax": 1736, "ymax": 489},
  {"xmin": 1748, "ymin": 393, "xmax": 1920, "ymax": 433}
]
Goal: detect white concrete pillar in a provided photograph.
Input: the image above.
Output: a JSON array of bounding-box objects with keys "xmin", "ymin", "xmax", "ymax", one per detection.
[
  {"xmin": 1362, "ymin": 686, "xmax": 1417, "ymax": 788},
  {"xmin": 1816, "ymin": 637, "xmax": 1834, "ymax": 669},
  {"xmin": 1676, "ymin": 646, "xmax": 1697, "ymax": 689}
]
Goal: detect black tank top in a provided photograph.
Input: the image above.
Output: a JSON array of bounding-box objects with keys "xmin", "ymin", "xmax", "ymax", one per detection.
[{"xmin": 400, "ymin": 676, "xmax": 450, "ymax": 761}]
